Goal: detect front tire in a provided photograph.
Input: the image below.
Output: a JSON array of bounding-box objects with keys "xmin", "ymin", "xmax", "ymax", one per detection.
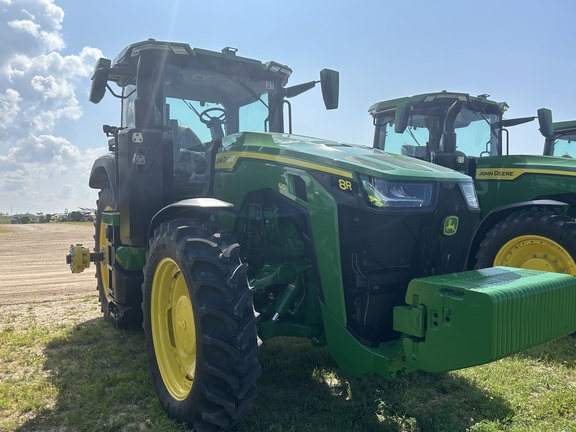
[
  {"xmin": 475, "ymin": 210, "xmax": 576, "ymax": 276},
  {"xmin": 142, "ymin": 218, "xmax": 261, "ymax": 431}
]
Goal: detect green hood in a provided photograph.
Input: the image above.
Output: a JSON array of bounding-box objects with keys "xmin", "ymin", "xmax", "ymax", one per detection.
[{"xmin": 218, "ymin": 132, "xmax": 471, "ymax": 182}]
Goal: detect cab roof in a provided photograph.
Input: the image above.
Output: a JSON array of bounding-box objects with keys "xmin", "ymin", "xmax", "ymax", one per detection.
[
  {"xmin": 108, "ymin": 39, "xmax": 293, "ymax": 88},
  {"xmin": 368, "ymin": 91, "xmax": 507, "ymax": 116}
]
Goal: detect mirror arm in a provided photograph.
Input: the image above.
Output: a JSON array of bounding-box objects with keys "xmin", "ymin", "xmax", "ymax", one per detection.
[{"xmin": 285, "ymin": 81, "xmax": 317, "ymax": 98}]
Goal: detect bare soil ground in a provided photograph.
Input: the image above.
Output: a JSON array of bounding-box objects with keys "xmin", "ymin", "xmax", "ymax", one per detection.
[{"xmin": 0, "ymin": 223, "xmax": 100, "ymax": 326}]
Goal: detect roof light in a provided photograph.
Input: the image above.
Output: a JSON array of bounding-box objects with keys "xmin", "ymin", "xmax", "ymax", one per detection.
[
  {"xmin": 266, "ymin": 61, "xmax": 292, "ymax": 77},
  {"xmin": 222, "ymin": 47, "xmax": 238, "ymax": 56}
]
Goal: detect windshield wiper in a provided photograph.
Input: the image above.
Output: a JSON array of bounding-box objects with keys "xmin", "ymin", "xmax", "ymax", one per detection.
[
  {"xmin": 471, "ymin": 108, "xmax": 500, "ymax": 141},
  {"xmin": 181, "ymin": 99, "xmax": 201, "ymax": 117},
  {"xmin": 407, "ymin": 127, "xmax": 421, "ymax": 146},
  {"xmin": 222, "ymin": 69, "xmax": 269, "ymax": 110}
]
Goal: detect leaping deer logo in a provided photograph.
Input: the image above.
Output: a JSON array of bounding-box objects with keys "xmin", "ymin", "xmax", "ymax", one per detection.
[{"xmin": 443, "ymin": 216, "xmax": 459, "ymax": 236}]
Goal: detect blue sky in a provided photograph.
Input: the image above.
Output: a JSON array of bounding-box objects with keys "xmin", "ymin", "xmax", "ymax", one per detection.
[{"xmin": 1, "ymin": 0, "xmax": 574, "ymax": 214}]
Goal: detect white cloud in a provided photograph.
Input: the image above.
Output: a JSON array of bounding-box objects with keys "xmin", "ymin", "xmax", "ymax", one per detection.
[
  {"xmin": 0, "ymin": 0, "xmax": 103, "ymax": 214},
  {"xmin": 0, "ymin": 0, "xmax": 64, "ymax": 63},
  {"xmin": 0, "ymin": 88, "xmax": 22, "ymax": 134}
]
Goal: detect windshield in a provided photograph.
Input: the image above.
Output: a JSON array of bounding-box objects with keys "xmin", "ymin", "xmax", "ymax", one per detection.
[
  {"xmin": 164, "ymin": 62, "xmax": 279, "ymax": 140},
  {"xmin": 454, "ymin": 109, "xmax": 500, "ymax": 157},
  {"xmin": 121, "ymin": 58, "xmax": 285, "ymax": 137},
  {"xmin": 167, "ymin": 94, "xmax": 270, "ymax": 143},
  {"xmin": 374, "ymin": 106, "xmax": 501, "ymax": 158},
  {"xmin": 119, "ymin": 60, "xmax": 285, "ymax": 200},
  {"xmin": 552, "ymin": 137, "xmax": 576, "ymax": 158},
  {"xmin": 165, "ymin": 89, "xmax": 273, "ymax": 198}
]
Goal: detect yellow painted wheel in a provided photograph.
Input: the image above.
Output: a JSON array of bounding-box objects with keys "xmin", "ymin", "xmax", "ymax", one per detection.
[
  {"xmin": 95, "ymin": 188, "xmax": 115, "ymax": 321},
  {"xmin": 94, "ymin": 187, "xmax": 141, "ymax": 328},
  {"xmin": 494, "ymin": 235, "xmax": 576, "ymax": 274},
  {"xmin": 475, "ymin": 211, "xmax": 576, "ymax": 277},
  {"xmin": 150, "ymin": 257, "xmax": 196, "ymax": 401},
  {"xmin": 97, "ymin": 204, "xmax": 112, "ymax": 295},
  {"xmin": 142, "ymin": 218, "xmax": 261, "ymax": 429}
]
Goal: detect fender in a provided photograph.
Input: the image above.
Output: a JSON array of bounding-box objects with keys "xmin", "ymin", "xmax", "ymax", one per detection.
[
  {"xmin": 467, "ymin": 199, "xmax": 569, "ymax": 268},
  {"xmin": 148, "ymin": 198, "xmax": 235, "ymax": 241},
  {"xmin": 89, "ymin": 154, "xmax": 119, "ymax": 204}
]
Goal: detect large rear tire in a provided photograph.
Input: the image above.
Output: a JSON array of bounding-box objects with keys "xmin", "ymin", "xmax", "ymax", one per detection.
[
  {"xmin": 475, "ymin": 210, "xmax": 576, "ymax": 276},
  {"xmin": 142, "ymin": 218, "xmax": 261, "ymax": 431},
  {"xmin": 95, "ymin": 188, "xmax": 115, "ymax": 320}
]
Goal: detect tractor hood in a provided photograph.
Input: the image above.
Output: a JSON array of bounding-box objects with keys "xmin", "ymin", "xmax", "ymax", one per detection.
[{"xmin": 217, "ymin": 132, "xmax": 471, "ymax": 182}]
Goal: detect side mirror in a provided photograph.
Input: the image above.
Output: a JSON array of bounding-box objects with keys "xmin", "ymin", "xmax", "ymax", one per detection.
[
  {"xmin": 89, "ymin": 58, "xmax": 111, "ymax": 104},
  {"xmin": 320, "ymin": 68, "xmax": 339, "ymax": 110},
  {"xmin": 394, "ymin": 101, "xmax": 411, "ymax": 133},
  {"xmin": 537, "ymin": 108, "xmax": 553, "ymax": 138}
]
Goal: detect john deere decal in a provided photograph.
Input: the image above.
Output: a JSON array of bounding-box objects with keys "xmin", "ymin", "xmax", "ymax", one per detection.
[{"xmin": 443, "ymin": 216, "xmax": 459, "ymax": 236}]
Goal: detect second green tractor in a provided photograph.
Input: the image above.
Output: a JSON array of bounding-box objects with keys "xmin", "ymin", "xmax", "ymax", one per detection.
[{"xmin": 369, "ymin": 91, "xmax": 576, "ymax": 275}]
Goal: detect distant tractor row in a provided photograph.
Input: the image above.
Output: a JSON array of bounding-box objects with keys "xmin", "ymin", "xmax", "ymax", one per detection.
[{"xmin": 1, "ymin": 212, "xmax": 92, "ymax": 224}]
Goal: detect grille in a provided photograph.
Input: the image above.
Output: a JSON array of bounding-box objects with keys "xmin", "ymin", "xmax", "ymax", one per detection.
[{"xmin": 338, "ymin": 182, "xmax": 479, "ymax": 345}]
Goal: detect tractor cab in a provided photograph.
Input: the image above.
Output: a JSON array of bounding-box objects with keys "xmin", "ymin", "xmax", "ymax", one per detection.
[
  {"xmin": 369, "ymin": 91, "xmax": 545, "ymax": 176},
  {"xmin": 90, "ymin": 41, "xmax": 338, "ymax": 199}
]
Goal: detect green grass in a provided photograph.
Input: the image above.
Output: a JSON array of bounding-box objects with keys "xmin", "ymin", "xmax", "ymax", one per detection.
[{"xmin": 1, "ymin": 298, "xmax": 576, "ymax": 431}]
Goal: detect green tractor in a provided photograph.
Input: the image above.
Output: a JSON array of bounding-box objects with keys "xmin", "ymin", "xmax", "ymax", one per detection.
[
  {"xmin": 369, "ymin": 91, "xmax": 576, "ymax": 275},
  {"xmin": 67, "ymin": 44, "xmax": 576, "ymax": 431}
]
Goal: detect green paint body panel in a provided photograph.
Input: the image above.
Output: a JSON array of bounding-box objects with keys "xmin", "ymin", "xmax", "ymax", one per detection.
[
  {"xmin": 394, "ymin": 267, "xmax": 576, "ymax": 373},
  {"xmin": 115, "ymin": 247, "xmax": 146, "ymax": 271},
  {"xmin": 101, "ymin": 211, "xmax": 145, "ymax": 271},
  {"xmin": 321, "ymin": 302, "xmax": 415, "ymax": 378},
  {"xmin": 214, "ymin": 136, "xmax": 349, "ymax": 325},
  {"xmin": 102, "ymin": 211, "xmax": 120, "ymax": 226},
  {"xmin": 475, "ymin": 155, "xmax": 576, "ymax": 218}
]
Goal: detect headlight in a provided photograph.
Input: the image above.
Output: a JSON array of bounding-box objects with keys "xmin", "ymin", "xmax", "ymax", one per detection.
[
  {"xmin": 362, "ymin": 177, "xmax": 434, "ymax": 208},
  {"xmin": 460, "ymin": 181, "xmax": 479, "ymax": 209}
]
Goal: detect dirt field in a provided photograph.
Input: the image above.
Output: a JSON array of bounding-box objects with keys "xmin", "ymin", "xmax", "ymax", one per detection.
[{"xmin": 0, "ymin": 223, "xmax": 99, "ymax": 324}]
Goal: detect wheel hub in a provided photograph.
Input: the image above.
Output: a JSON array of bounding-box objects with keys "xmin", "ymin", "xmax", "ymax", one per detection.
[
  {"xmin": 174, "ymin": 296, "xmax": 195, "ymax": 358},
  {"xmin": 521, "ymin": 256, "xmax": 555, "ymax": 272},
  {"xmin": 494, "ymin": 235, "xmax": 574, "ymax": 274},
  {"xmin": 151, "ymin": 257, "xmax": 196, "ymax": 399}
]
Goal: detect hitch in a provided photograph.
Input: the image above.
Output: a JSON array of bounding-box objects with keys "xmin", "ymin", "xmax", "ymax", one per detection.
[{"xmin": 66, "ymin": 244, "xmax": 104, "ymax": 273}]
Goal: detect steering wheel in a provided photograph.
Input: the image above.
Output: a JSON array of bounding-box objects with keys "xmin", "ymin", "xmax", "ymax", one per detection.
[{"xmin": 199, "ymin": 107, "xmax": 227, "ymax": 125}]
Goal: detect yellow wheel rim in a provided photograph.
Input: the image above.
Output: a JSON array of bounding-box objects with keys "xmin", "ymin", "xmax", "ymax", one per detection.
[
  {"xmin": 494, "ymin": 235, "xmax": 576, "ymax": 276},
  {"xmin": 98, "ymin": 205, "xmax": 112, "ymax": 294},
  {"xmin": 151, "ymin": 257, "xmax": 196, "ymax": 400}
]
